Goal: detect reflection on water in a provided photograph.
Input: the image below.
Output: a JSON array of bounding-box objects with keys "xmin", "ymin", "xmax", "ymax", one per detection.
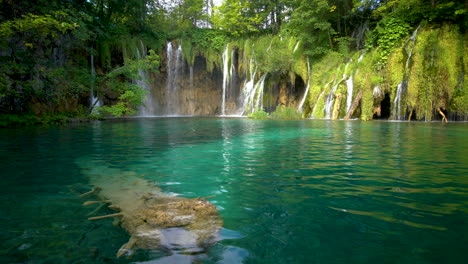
[{"xmin": 0, "ymin": 118, "xmax": 467, "ymax": 263}]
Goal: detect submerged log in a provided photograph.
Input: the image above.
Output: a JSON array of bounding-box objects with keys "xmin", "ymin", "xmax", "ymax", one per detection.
[
  {"xmin": 344, "ymin": 90, "xmax": 363, "ymax": 120},
  {"xmin": 88, "ymin": 213, "xmax": 124, "ymax": 221},
  {"xmin": 75, "ymin": 158, "xmax": 223, "ymax": 258},
  {"xmin": 79, "ymin": 186, "xmax": 101, "ymax": 198}
]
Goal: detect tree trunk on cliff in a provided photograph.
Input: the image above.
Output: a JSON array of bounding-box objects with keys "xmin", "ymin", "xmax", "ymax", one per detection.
[
  {"xmin": 344, "ymin": 90, "xmax": 362, "ymax": 120},
  {"xmin": 332, "ymin": 93, "xmax": 343, "ymax": 120}
]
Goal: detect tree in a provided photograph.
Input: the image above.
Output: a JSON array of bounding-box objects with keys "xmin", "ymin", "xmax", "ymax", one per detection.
[
  {"xmin": 212, "ymin": 0, "xmax": 262, "ymax": 37},
  {"xmin": 284, "ymin": 0, "xmax": 334, "ymax": 57}
]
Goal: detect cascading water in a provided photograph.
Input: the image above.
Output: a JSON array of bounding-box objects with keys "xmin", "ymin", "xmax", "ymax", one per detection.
[
  {"xmin": 240, "ymin": 73, "xmax": 256, "ymax": 115},
  {"xmin": 241, "ymin": 73, "xmax": 267, "ymax": 115},
  {"xmin": 165, "ymin": 42, "xmax": 173, "ymax": 114},
  {"xmin": 324, "ymin": 62, "xmax": 350, "ymax": 119},
  {"xmin": 239, "ymin": 56, "xmax": 267, "ymax": 115},
  {"xmin": 324, "ymin": 82, "xmax": 340, "ymax": 119},
  {"xmin": 392, "ymin": 25, "xmax": 421, "ymax": 120},
  {"xmin": 345, "ymin": 75, "xmax": 354, "ymax": 113},
  {"xmin": 135, "ymin": 41, "xmax": 155, "ymax": 116},
  {"xmin": 90, "ymin": 53, "xmax": 102, "ymax": 112},
  {"xmin": 221, "ymin": 45, "xmax": 230, "ymax": 115},
  {"xmin": 311, "ymin": 91, "xmax": 326, "ymax": 119},
  {"xmin": 297, "ymin": 57, "xmax": 311, "ymax": 112},
  {"xmin": 189, "ymin": 65, "xmax": 194, "ymax": 90},
  {"xmin": 165, "ymin": 42, "xmax": 183, "ymax": 115},
  {"xmin": 253, "ymin": 74, "xmax": 267, "ymax": 111},
  {"xmin": 221, "ymin": 46, "xmax": 238, "ymax": 116}
]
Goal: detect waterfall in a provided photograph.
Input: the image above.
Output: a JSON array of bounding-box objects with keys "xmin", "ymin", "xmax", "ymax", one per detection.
[
  {"xmin": 165, "ymin": 42, "xmax": 173, "ymax": 114},
  {"xmin": 221, "ymin": 45, "xmax": 230, "ymax": 115},
  {"xmin": 297, "ymin": 57, "xmax": 311, "ymax": 112},
  {"xmin": 135, "ymin": 41, "xmax": 155, "ymax": 116},
  {"xmin": 240, "ymin": 74, "xmax": 256, "ymax": 115},
  {"xmin": 254, "ymin": 74, "xmax": 267, "ymax": 111},
  {"xmin": 345, "ymin": 75, "xmax": 354, "ymax": 113},
  {"xmin": 324, "ymin": 82, "xmax": 340, "ymax": 119},
  {"xmin": 239, "ymin": 56, "xmax": 267, "ymax": 115},
  {"xmin": 90, "ymin": 53, "xmax": 102, "ymax": 112},
  {"xmin": 293, "ymin": 40, "xmax": 301, "ymax": 53},
  {"xmin": 392, "ymin": 25, "xmax": 421, "ymax": 120},
  {"xmin": 358, "ymin": 52, "xmax": 365, "ymax": 63},
  {"xmin": 324, "ymin": 62, "xmax": 351, "ymax": 119},
  {"xmin": 189, "ymin": 65, "xmax": 194, "ymax": 90},
  {"xmin": 311, "ymin": 91, "xmax": 325, "ymax": 119},
  {"xmin": 392, "ymin": 81, "xmax": 406, "ymax": 120},
  {"xmin": 165, "ymin": 42, "xmax": 183, "ymax": 115}
]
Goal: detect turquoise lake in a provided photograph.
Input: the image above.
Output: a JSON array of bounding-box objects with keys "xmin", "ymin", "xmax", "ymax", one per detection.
[{"xmin": 1, "ymin": 118, "xmax": 467, "ymax": 263}]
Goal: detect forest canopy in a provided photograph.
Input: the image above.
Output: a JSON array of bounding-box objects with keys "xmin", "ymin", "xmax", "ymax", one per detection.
[{"xmin": 0, "ymin": 0, "xmax": 466, "ymax": 121}]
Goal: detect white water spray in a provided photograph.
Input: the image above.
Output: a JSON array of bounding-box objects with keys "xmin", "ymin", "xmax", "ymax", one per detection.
[
  {"xmin": 221, "ymin": 45, "xmax": 230, "ymax": 115},
  {"xmin": 136, "ymin": 41, "xmax": 155, "ymax": 116},
  {"xmin": 392, "ymin": 25, "xmax": 421, "ymax": 120},
  {"xmin": 324, "ymin": 62, "xmax": 351, "ymax": 119},
  {"xmin": 90, "ymin": 53, "xmax": 102, "ymax": 112},
  {"xmin": 165, "ymin": 42, "xmax": 183, "ymax": 114},
  {"xmin": 345, "ymin": 75, "xmax": 354, "ymax": 113},
  {"xmin": 297, "ymin": 57, "xmax": 311, "ymax": 112}
]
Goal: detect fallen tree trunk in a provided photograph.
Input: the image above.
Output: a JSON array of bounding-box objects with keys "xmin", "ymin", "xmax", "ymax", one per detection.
[
  {"xmin": 438, "ymin": 108, "xmax": 448, "ymax": 123},
  {"xmin": 75, "ymin": 157, "xmax": 223, "ymax": 258},
  {"xmin": 344, "ymin": 90, "xmax": 363, "ymax": 120}
]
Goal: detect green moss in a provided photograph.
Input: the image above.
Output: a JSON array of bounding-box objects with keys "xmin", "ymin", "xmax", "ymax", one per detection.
[
  {"xmin": 311, "ymin": 92, "xmax": 326, "ymax": 119},
  {"xmin": 247, "ymin": 110, "xmax": 268, "ymax": 119},
  {"xmin": 385, "ymin": 46, "xmax": 405, "ymax": 93},
  {"xmin": 181, "ymin": 38, "xmax": 194, "ymax": 65},
  {"xmin": 305, "ymin": 52, "xmax": 343, "ymax": 117},
  {"xmin": 404, "ymin": 24, "xmax": 464, "ymax": 120},
  {"xmin": 270, "ymin": 105, "xmax": 302, "ymax": 119},
  {"xmin": 353, "ymin": 52, "xmax": 377, "ymax": 120},
  {"xmin": 451, "ymin": 32, "xmax": 468, "ymax": 113}
]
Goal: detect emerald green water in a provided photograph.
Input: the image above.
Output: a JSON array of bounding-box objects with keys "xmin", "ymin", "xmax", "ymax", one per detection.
[{"xmin": 1, "ymin": 118, "xmax": 467, "ymax": 263}]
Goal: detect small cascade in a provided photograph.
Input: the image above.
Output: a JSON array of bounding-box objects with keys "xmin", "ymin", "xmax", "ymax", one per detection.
[
  {"xmin": 221, "ymin": 46, "xmax": 238, "ymax": 115},
  {"xmin": 297, "ymin": 57, "xmax": 311, "ymax": 112},
  {"xmin": 324, "ymin": 62, "xmax": 350, "ymax": 119},
  {"xmin": 358, "ymin": 52, "xmax": 365, "ymax": 63},
  {"xmin": 165, "ymin": 42, "xmax": 183, "ymax": 115},
  {"xmin": 240, "ymin": 74, "xmax": 256, "ymax": 114},
  {"xmin": 189, "ymin": 65, "xmax": 194, "ymax": 90},
  {"xmin": 90, "ymin": 53, "xmax": 102, "ymax": 112},
  {"xmin": 221, "ymin": 45, "xmax": 230, "ymax": 115},
  {"xmin": 165, "ymin": 42, "xmax": 173, "ymax": 114},
  {"xmin": 254, "ymin": 74, "xmax": 267, "ymax": 111},
  {"xmin": 241, "ymin": 73, "xmax": 267, "ymax": 115},
  {"xmin": 135, "ymin": 41, "xmax": 155, "ymax": 116},
  {"xmin": 239, "ymin": 56, "xmax": 267, "ymax": 115},
  {"xmin": 345, "ymin": 75, "xmax": 354, "ymax": 113},
  {"xmin": 392, "ymin": 25, "xmax": 421, "ymax": 120},
  {"xmin": 324, "ymin": 82, "xmax": 340, "ymax": 119},
  {"xmin": 311, "ymin": 91, "xmax": 325, "ymax": 118},
  {"xmin": 293, "ymin": 40, "xmax": 301, "ymax": 53}
]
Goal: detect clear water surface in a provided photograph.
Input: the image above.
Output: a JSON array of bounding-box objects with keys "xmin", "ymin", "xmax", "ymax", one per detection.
[{"xmin": 1, "ymin": 118, "xmax": 467, "ymax": 263}]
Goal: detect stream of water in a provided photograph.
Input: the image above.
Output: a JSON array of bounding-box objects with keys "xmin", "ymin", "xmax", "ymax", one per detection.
[{"xmin": 1, "ymin": 118, "xmax": 467, "ymax": 263}]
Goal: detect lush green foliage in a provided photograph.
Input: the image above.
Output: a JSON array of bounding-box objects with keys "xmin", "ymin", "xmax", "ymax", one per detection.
[
  {"xmin": 247, "ymin": 110, "xmax": 268, "ymax": 120},
  {"xmin": 0, "ymin": 0, "xmax": 466, "ymax": 124},
  {"xmin": 366, "ymin": 16, "xmax": 411, "ymax": 67},
  {"xmin": 270, "ymin": 105, "xmax": 302, "ymax": 119}
]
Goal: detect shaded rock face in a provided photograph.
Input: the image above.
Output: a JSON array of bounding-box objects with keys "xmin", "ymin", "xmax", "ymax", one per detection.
[
  {"xmin": 145, "ymin": 54, "xmax": 223, "ymax": 116},
  {"xmin": 141, "ymin": 45, "xmax": 306, "ymax": 116},
  {"xmin": 75, "ymin": 158, "xmax": 223, "ymax": 258}
]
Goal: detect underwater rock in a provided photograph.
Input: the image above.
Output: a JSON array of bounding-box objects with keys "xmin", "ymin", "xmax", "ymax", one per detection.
[{"xmin": 75, "ymin": 158, "xmax": 223, "ymax": 258}]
